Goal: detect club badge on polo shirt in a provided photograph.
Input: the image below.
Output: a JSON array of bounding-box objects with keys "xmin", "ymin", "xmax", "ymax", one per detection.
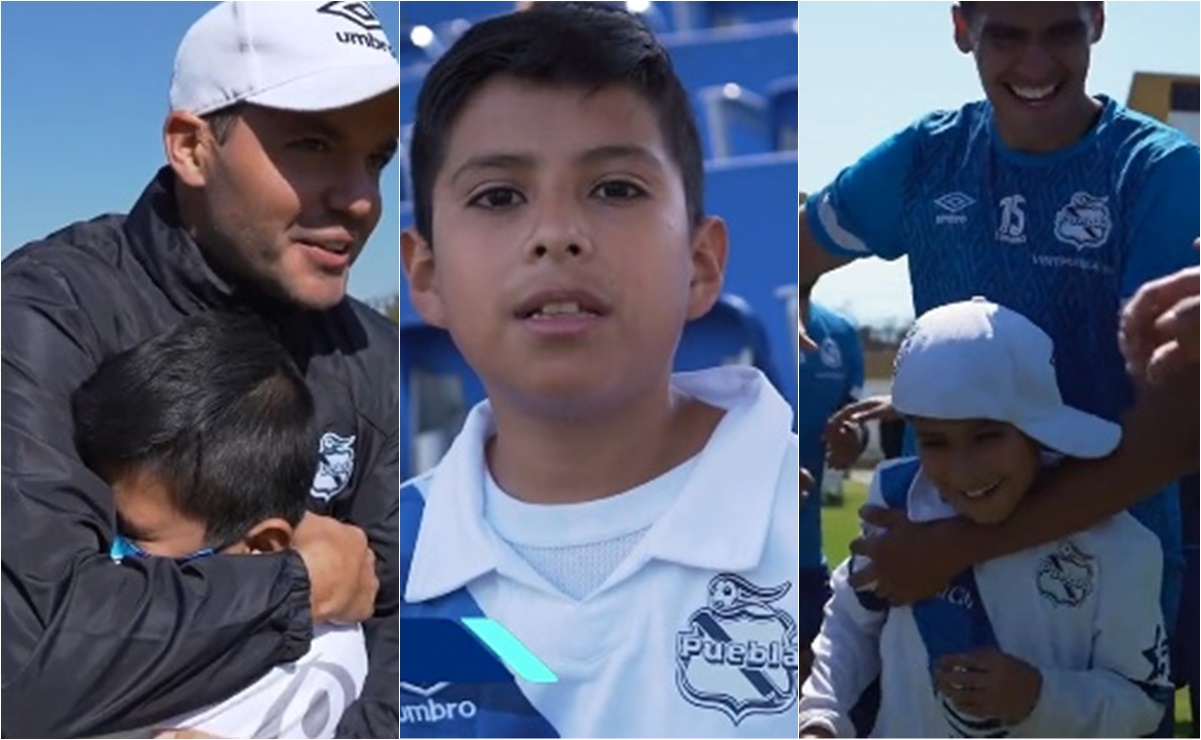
[
  {"xmin": 675, "ymin": 574, "xmax": 800, "ymax": 724},
  {"xmin": 311, "ymin": 431, "xmax": 356, "ymax": 501},
  {"xmin": 1036, "ymin": 541, "xmax": 1096, "ymax": 608}
]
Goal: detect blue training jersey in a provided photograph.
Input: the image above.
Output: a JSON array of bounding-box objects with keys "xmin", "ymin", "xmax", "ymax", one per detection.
[
  {"xmin": 806, "ymin": 94, "xmax": 1199, "ymax": 617},
  {"xmin": 798, "ymin": 302, "xmax": 864, "ymax": 570}
]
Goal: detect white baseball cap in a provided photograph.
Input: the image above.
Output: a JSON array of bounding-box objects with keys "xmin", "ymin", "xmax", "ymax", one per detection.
[
  {"xmin": 892, "ymin": 297, "xmax": 1121, "ymax": 459},
  {"xmin": 170, "ymin": 1, "xmax": 400, "ymax": 115}
]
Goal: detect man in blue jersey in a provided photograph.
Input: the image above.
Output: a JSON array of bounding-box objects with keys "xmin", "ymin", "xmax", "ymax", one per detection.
[
  {"xmin": 797, "ymin": 4, "xmax": 1198, "ymax": 727},
  {"xmin": 400, "ymin": 4, "xmax": 800, "ymax": 737},
  {"xmin": 799, "ymin": 0, "xmax": 1196, "ymax": 575},
  {"xmin": 797, "ymin": 293, "xmax": 866, "ymax": 678}
]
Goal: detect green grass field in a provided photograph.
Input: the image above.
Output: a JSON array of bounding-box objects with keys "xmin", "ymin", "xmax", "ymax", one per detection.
[{"xmin": 820, "ymin": 478, "xmax": 1195, "ymax": 737}]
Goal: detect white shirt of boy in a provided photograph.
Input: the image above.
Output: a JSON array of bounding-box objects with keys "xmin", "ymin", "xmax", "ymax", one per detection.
[
  {"xmin": 109, "ymin": 624, "xmax": 367, "ymax": 739},
  {"xmin": 402, "ymin": 366, "xmax": 802, "ymax": 738},
  {"xmin": 799, "ymin": 457, "xmax": 1171, "ymax": 738}
]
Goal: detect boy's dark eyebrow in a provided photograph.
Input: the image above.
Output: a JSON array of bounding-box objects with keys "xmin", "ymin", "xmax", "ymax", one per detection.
[
  {"xmin": 450, "ymin": 153, "xmax": 536, "ymax": 186},
  {"xmin": 577, "ymin": 144, "xmax": 665, "ymax": 171},
  {"xmin": 449, "ymin": 145, "xmax": 665, "ymax": 187}
]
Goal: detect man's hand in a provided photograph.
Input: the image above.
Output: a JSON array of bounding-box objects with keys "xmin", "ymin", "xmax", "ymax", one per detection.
[
  {"xmin": 933, "ymin": 649, "xmax": 1042, "ymax": 724},
  {"xmin": 822, "ymin": 416, "xmax": 864, "ymax": 471},
  {"xmin": 847, "ymin": 507, "xmax": 970, "ymax": 603},
  {"xmin": 293, "ymin": 513, "xmax": 378, "ymax": 623},
  {"xmin": 830, "ymin": 395, "xmax": 899, "ymax": 425},
  {"xmin": 823, "ymin": 396, "xmax": 895, "ymax": 470},
  {"xmin": 1120, "ymin": 253, "xmax": 1200, "ymax": 384}
]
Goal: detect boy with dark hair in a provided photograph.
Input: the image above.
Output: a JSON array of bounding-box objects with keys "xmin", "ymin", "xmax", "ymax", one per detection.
[
  {"xmin": 400, "ymin": 4, "xmax": 800, "ymax": 737},
  {"xmin": 73, "ymin": 312, "xmax": 366, "ymax": 739}
]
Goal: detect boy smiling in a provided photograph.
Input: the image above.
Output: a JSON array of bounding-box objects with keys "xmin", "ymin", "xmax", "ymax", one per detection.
[{"xmin": 800, "ymin": 298, "xmax": 1171, "ymax": 738}]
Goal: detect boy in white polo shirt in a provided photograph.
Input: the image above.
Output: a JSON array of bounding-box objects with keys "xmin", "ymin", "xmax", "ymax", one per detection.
[
  {"xmin": 799, "ymin": 298, "xmax": 1171, "ymax": 738},
  {"xmin": 399, "ymin": 4, "xmax": 799, "ymax": 737}
]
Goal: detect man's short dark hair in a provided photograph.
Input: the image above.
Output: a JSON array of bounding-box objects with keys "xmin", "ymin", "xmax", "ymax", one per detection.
[
  {"xmin": 72, "ymin": 311, "xmax": 316, "ymax": 547},
  {"xmin": 202, "ymin": 103, "xmax": 244, "ymax": 145},
  {"xmin": 408, "ymin": 2, "xmax": 705, "ymax": 243},
  {"xmin": 957, "ymin": 1, "xmax": 1103, "ymax": 17}
]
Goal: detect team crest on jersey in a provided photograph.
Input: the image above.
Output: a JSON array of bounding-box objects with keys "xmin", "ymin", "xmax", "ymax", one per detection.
[
  {"xmin": 675, "ymin": 574, "xmax": 799, "ymax": 725},
  {"xmin": 819, "ymin": 338, "xmax": 843, "ymax": 369},
  {"xmin": 1054, "ymin": 192, "xmax": 1111, "ymax": 250},
  {"xmin": 311, "ymin": 432, "xmax": 356, "ymax": 501},
  {"xmin": 1036, "ymin": 541, "xmax": 1096, "ymax": 607}
]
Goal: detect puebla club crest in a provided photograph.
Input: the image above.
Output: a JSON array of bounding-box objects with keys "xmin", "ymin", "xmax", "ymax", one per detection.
[
  {"xmin": 311, "ymin": 432, "xmax": 356, "ymax": 501},
  {"xmin": 675, "ymin": 574, "xmax": 799, "ymax": 725}
]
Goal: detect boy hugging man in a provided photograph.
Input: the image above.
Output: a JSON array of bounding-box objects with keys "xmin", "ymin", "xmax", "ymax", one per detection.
[
  {"xmin": 399, "ymin": 3, "xmax": 800, "ymax": 738},
  {"xmin": 800, "ymin": 298, "xmax": 1172, "ymax": 738},
  {"xmin": 73, "ymin": 311, "xmax": 365, "ymax": 739}
]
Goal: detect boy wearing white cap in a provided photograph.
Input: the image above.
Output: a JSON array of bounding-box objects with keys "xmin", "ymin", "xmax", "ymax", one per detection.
[
  {"xmin": 799, "ymin": 298, "xmax": 1172, "ymax": 738},
  {"xmin": 2, "ymin": 2, "xmax": 399, "ymax": 736}
]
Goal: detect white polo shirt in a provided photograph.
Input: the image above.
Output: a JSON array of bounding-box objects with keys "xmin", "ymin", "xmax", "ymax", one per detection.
[
  {"xmin": 110, "ymin": 625, "xmax": 367, "ymax": 738},
  {"xmin": 401, "ymin": 367, "xmax": 801, "ymax": 738}
]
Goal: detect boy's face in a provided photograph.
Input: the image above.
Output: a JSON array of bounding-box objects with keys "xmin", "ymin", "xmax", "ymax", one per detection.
[
  {"xmin": 111, "ymin": 470, "xmax": 290, "ymax": 558},
  {"xmin": 911, "ymin": 417, "xmax": 1041, "ymax": 525},
  {"xmin": 954, "ymin": 2, "xmax": 1102, "ymax": 151},
  {"xmin": 112, "ymin": 472, "xmax": 214, "ymax": 558},
  {"xmin": 402, "ymin": 76, "xmax": 726, "ymax": 415}
]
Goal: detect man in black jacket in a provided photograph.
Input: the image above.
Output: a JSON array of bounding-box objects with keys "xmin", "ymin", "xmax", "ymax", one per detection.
[{"xmin": 1, "ymin": 2, "xmax": 400, "ymax": 736}]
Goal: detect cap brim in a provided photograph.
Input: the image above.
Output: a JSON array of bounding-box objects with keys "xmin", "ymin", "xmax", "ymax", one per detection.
[
  {"xmin": 1020, "ymin": 406, "xmax": 1121, "ymax": 459},
  {"xmin": 246, "ymin": 62, "xmax": 400, "ymax": 112}
]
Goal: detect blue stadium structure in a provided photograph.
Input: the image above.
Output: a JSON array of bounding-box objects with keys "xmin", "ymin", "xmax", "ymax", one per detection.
[{"xmin": 399, "ymin": 1, "xmax": 799, "ymax": 477}]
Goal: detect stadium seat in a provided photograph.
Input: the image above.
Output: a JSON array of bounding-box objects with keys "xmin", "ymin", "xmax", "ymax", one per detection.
[
  {"xmin": 400, "ymin": 1, "xmax": 507, "ymax": 29},
  {"xmin": 696, "ymin": 83, "xmax": 771, "ymax": 159},
  {"xmin": 399, "ymin": 321, "xmax": 487, "ymax": 478},
  {"xmin": 692, "ymin": 1, "xmax": 799, "ymax": 30},
  {"xmin": 401, "ymin": 65, "xmax": 425, "ymax": 126},
  {"xmin": 400, "ymin": 124, "xmax": 414, "ymax": 204},
  {"xmin": 663, "ymin": 22, "xmax": 798, "ymax": 94},
  {"xmin": 768, "ymin": 76, "xmax": 799, "ymax": 152},
  {"xmin": 676, "ymin": 293, "xmax": 784, "ymax": 393}
]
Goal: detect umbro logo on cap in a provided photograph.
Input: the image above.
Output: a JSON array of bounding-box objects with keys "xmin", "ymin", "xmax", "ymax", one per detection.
[{"xmin": 317, "ymin": 1, "xmax": 383, "ymax": 31}]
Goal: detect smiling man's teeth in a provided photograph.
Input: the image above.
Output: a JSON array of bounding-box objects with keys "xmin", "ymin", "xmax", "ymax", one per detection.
[{"xmin": 1011, "ymin": 83, "xmax": 1056, "ymax": 101}]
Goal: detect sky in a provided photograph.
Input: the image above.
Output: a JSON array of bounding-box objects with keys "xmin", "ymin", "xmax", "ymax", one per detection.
[
  {"xmin": 799, "ymin": 0, "xmax": 1201, "ymax": 326},
  {"xmin": 0, "ymin": 1, "xmax": 402, "ymax": 305}
]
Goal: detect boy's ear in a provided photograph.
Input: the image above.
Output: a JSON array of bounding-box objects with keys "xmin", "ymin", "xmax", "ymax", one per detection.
[
  {"xmin": 685, "ymin": 216, "xmax": 729, "ymax": 321},
  {"xmin": 243, "ymin": 518, "xmax": 294, "ymax": 554},
  {"xmin": 401, "ymin": 227, "xmax": 448, "ymax": 328}
]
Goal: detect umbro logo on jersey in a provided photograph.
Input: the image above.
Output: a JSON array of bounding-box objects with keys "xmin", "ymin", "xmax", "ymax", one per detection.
[
  {"xmin": 676, "ymin": 574, "xmax": 799, "ymax": 725},
  {"xmin": 400, "ymin": 682, "xmax": 479, "ymax": 725},
  {"xmin": 934, "ymin": 192, "xmax": 976, "ymax": 225}
]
